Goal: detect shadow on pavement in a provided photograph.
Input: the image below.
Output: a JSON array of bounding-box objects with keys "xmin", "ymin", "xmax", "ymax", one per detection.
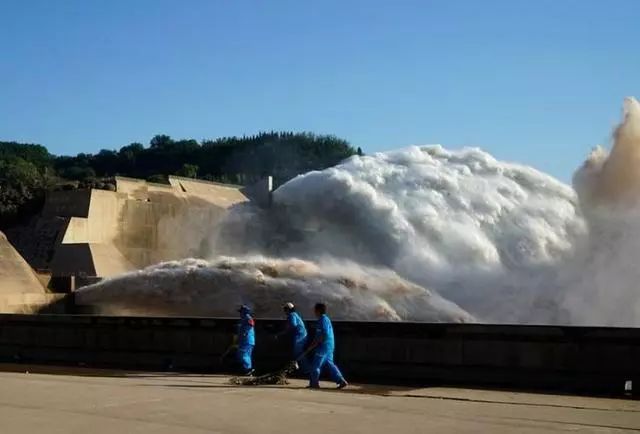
[{"xmin": 1, "ymin": 362, "xmax": 637, "ymax": 407}]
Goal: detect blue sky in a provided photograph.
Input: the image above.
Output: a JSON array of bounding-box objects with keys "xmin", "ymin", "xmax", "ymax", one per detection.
[{"xmin": 1, "ymin": 0, "xmax": 638, "ymax": 181}]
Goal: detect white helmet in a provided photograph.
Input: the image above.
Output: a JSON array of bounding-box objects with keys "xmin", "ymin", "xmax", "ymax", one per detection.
[{"xmin": 283, "ymin": 302, "xmax": 295, "ymax": 311}]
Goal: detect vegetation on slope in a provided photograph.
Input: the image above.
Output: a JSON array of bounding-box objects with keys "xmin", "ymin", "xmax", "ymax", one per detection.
[{"xmin": 0, "ymin": 132, "xmax": 361, "ymax": 228}]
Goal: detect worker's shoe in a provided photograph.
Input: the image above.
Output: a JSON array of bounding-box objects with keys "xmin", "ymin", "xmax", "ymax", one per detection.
[
  {"xmin": 337, "ymin": 380, "xmax": 348, "ymax": 390},
  {"xmin": 306, "ymin": 384, "xmax": 320, "ymax": 389},
  {"xmin": 243, "ymin": 369, "xmax": 255, "ymax": 377}
]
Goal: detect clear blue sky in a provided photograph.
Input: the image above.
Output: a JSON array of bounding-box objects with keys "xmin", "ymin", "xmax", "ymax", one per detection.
[{"xmin": 1, "ymin": 0, "xmax": 638, "ymax": 181}]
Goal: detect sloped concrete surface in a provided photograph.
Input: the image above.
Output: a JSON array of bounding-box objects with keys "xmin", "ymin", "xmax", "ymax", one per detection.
[{"xmin": 0, "ymin": 231, "xmax": 44, "ymax": 295}]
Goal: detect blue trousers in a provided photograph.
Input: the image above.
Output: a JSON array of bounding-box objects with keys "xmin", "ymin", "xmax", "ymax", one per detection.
[
  {"xmin": 293, "ymin": 339, "xmax": 309, "ymax": 373},
  {"xmin": 237, "ymin": 344, "xmax": 254, "ymax": 371},
  {"xmin": 309, "ymin": 351, "xmax": 345, "ymax": 387}
]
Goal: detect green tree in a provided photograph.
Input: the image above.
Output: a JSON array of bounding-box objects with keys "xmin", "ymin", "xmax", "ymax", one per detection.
[
  {"xmin": 118, "ymin": 142, "xmax": 145, "ymax": 172},
  {"xmin": 149, "ymin": 134, "xmax": 173, "ymax": 149},
  {"xmin": 0, "ymin": 157, "xmax": 45, "ymax": 226},
  {"xmin": 92, "ymin": 149, "xmax": 119, "ymax": 176},
  {"xmin": 2, "ymin": 131, "xmax": 357, "ymax": 226},
  {"xmin": 176, "ymin": 163, "xmax": 198, "ymax": 178},
  {"xmin": 61, "ymin": 166, "xmax": 96, "ymax": 181}
]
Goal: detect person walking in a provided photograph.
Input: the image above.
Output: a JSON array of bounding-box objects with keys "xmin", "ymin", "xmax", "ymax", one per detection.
[
  {"xmin": 278, "ymin": 302, "xmax": 309, "ymax": 373},
  {"xmin": 235, "ymin": 304, "xmax": 255, "ymax": 376},
  {"xmin": 307, "ymin": 303, "xmax": 348, "ymax": 389}
]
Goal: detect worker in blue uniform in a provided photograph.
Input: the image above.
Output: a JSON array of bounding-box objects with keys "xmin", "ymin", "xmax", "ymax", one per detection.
[
  {"xmin": 278, "ymin": 302, "xmax": 309, "ymax": 373},
  {"xmin": 235, "ymin": 304, "xmax": 255, "ymax": 376},
  {"xmin": 307, "ymin": 303, "xmax": 348, "ymax": 389}
]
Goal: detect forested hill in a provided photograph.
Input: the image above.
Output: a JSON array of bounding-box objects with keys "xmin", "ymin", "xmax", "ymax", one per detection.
[{"xmin": 0, "ymin": 132, "xmax": 362, "ymax": 227}]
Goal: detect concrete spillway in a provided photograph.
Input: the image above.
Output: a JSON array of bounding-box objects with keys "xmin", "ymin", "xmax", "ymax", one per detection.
[
  {"xmin": 0, "ymin": 232, "xmax": 62, "ymax": 313},
  {"xmin": 0, "ymin": 231, "xmax": 43, "ymax": 294}
]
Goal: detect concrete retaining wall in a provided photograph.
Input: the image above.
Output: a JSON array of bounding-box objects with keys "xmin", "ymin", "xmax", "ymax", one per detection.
[
  {"xmin": 0, "ymin": 314, "xmax": 637, "ymax": 396},
  {"xmin": 0, "ymin": 232, "xmax": 46, "ymax": 296}
]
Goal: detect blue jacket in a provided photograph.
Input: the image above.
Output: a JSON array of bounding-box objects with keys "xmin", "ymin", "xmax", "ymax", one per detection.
[
  {"xmin": 287, "ymin": 311, "xmax": 307, "ymax": 344},
  {"xmin": 237, "ymin": 312, "xmax": 255, "ymax": 346},
  {"xmin": 315, "ymin": 314, "xmax": 335, "ymax": 355}
]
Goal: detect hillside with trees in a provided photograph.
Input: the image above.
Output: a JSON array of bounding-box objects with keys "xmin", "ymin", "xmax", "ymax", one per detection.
[
  {"xmin": 0, "ymin": 142, "xmax": 56, "ymax": 228},
  {"xmin": 0, "ymin": 132, "xmax": 360, "ymax": 228}
]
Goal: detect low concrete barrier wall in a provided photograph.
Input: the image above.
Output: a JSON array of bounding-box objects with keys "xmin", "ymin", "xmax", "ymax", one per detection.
[{"xmin": 0, "ymin": 314, "xmax": 637, "ymax": 396}]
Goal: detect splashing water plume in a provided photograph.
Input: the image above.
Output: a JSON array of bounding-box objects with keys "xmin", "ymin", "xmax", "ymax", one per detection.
[
  {"xmin": 76, "ymin": 256, "xmax": 473, "ymax": 322},
  {"xmin": 79, "ymin": 98, "xmax": 640, "ymax": 325}
]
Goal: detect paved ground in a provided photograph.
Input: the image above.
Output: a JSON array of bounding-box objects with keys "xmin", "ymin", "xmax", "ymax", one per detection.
[{"xmin": 0, "ymin": 366, "xmax": 638, "ymax": 433}]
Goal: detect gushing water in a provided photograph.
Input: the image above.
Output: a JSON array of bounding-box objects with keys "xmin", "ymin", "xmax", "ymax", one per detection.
[
  {"xmin": 78, "ymin": 98, "xmax": 640, "ymax": 325},
  {"xmin": 77, "ymin": 256, "xmax": 473, "ymax": 322}
]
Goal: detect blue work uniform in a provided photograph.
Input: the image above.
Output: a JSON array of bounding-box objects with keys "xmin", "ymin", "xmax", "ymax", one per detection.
[
  {"xmin": 287, "ymin": 311, "xmax": 308, "ymax": 372},
  {"xmin": 237, "ymin": 312, "xmax": 255, "ymax": 371},
  {"xmin": 310, "ymin": 314, "xmax": 345, "ymax": 388}
]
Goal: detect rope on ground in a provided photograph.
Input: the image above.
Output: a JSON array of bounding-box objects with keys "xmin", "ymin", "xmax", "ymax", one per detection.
[{"xmin": 229, "ymin": 361, "xmax": 299, "ymax": 386}]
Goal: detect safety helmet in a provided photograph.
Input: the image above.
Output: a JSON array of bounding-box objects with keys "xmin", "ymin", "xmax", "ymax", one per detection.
[{"xmin": 283, "ymin": 302, "xmax": 295, "ymax": 311}]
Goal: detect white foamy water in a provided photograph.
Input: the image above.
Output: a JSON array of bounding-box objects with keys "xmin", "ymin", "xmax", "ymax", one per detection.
[
  {"xmin": 76, "ymin": 256, "xmax": 474, "ymax": 322},
  {"xmin": 269, "ymin": 143, "xmax": 585, "ymax": 323},
  {"xmin": 560, "ymin": 97, "xmax": 640, "ymax": 326},
  {"xmin": 78, "ymin": 98, "xmax": 640, "ymax": 326}
]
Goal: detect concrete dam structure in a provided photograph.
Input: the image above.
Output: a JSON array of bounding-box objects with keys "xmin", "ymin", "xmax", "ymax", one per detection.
[
  {"xmin": 0, "ymin": 232, "xmax": 63, "ymax": 313},
  {"xmin": 6, "ymin": 176, "xmax": 271, "ymax": 292},
  {"xmin": 9, "ymin": 98, "xmax": 640, "ymax": 325},
  {"xmin": 68, "ymin": 97, "xmax": 640, "ymax": 326}
]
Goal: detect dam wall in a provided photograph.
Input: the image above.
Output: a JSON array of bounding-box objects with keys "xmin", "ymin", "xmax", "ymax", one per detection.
[
  {"xmin": 48, "ymin": 177, "xmax": 251, "ymax": 281},
  {"xmin": 0, "ymin": 313, "xmax": 637, "ymax": 395},
  {"xmin": 0, "ymin": 232, "xmax": 65, "ymax": 313},
  {"xmin": 6, "ymin": 176, "xmax": 271, "ymax": 294}
]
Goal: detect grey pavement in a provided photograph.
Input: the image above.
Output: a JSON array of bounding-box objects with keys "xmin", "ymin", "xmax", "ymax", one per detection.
[{"xmin": 0, "ymin": 367, "xmax": 638, "ymax": 433}]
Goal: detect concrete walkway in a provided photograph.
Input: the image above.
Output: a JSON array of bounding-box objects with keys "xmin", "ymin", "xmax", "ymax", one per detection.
[{"xmin": 0, "ymin": 368, "xmax": 638, "ymax": 433}]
